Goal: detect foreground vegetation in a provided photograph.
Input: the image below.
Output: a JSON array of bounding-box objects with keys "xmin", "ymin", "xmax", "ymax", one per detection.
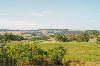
[{"xmin": 0, "ymin": 41, "xmax": 100, "ymax": 66}]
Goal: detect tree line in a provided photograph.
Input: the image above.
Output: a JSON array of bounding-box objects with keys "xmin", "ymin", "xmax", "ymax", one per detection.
[
  {"xmin": 52, "ymin": 30, "xmax": 100, "ymax": 43},
  {"xmin": 0, "ymin": 33, "xmax": 24, "ymax": 43}
]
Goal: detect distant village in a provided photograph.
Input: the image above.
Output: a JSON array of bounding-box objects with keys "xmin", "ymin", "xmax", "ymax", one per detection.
[{"xmin": 0, "ymin": 29, "xmax": 86, "ymax": 36}]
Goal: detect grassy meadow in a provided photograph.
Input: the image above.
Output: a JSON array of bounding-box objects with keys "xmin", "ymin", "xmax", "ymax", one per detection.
[{"xmin": 6, "ymin": 41, "xmax": 100, "ymax": 62}]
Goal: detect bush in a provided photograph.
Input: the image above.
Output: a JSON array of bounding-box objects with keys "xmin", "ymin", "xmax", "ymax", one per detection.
[
  {"xmin": 77, "ymin": 32, "xmax": 90, "ymax": 42},
  {"xmin": 54, "ymin": 34, "xmax": 69, "ymax": 42},
  {"xmin": 32, "ymin": 36, "xmax": 48, "ymax": 41},
  {"xmin": 48, "ymin": 46, "xmax": 67, "ymax": 65},
  {"xmin": 6, "ymin": 44, "xmax": 48, "ymax": 65},
  {"xmin": 0, "ymin": 45, "xmax": 13, "ymax": 66},
  {"xmin": 0, "ymin": 44, "xmax": 67, "ymax": 66}
]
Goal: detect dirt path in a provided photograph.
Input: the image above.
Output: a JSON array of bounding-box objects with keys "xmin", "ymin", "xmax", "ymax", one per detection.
[{"xmin": 64, "ymin": 61, "xmax": 100, "ymax": 66}]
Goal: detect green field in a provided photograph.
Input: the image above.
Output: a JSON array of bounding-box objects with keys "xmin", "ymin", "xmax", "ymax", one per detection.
[{"xmin": 6, "ymin": 41, "xmax": 100, "ymax": 62}]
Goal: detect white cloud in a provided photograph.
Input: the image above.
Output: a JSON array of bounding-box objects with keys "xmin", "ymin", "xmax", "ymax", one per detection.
[
  {"xmin": 0, "ymin": 19, "xmax": 40, "ymax": 30},
  {"xmin": 32, "ymin": 11, "xmax": 54, "ymax": 17},
  {"xmin": 83, "ymin": 15, "xmax": 96, "ymax": 22},
  {"xmin": 90, "ymin": 19, "xmax": 96, "ymax": 22},
  {"xmin": 42, "ymin": 11, "xmax": 54, "ymax": 14},
  {"xmin": 32, "ymin": 12, "xmax": 45, "ymax": 16}
]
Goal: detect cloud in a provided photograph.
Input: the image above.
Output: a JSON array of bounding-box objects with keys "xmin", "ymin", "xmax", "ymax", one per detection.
[
  {"xmin": 42, "ymin": 11, "xmax": 54, "ymax": 14},
  {"xmin": 0, "ymin": 19, "xmax": 40, "ymax": 30},
  {"xmin": 32, "ymin": 11, "xmax": 54, "ymax": 17},
  {"xmin": 90, "ymin": 19, "xmax": 96, "ymax": 22},
  {"xmin": 84, "ymin": 15, "xmax": 96, "ymax": 22},
  {"xmin": 32, "ymin": 12, "xmax": 45, "ymax": 16}
]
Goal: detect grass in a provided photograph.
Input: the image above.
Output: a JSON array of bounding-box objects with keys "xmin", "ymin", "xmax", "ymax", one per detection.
[{"xmin": 6, "ymin": 41, "xmax": 100, "ymax": 62}]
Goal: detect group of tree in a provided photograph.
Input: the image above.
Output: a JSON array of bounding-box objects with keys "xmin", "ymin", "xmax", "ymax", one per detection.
[
  {"xmin": 0, "ymin": 33, "xmax": 25, "ymax": 43},
  {"xmin": 54, "ymin": 34, "xmax": 69, "ymax": 42},
  {"xmin": 52, "ymin": 30, "xmax": 100, "ymax": 43}
]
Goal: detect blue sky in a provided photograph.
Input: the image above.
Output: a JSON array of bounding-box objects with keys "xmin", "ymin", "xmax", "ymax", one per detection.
[{"xmin": 0, "ymin": 0, "xmax": 100, "ymax": 30}]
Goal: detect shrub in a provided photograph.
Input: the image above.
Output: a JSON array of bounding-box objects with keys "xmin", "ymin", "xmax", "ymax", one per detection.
[
  {"xmin": 7, "ymin": 44, "xmax": 48, "ymax": 65},
  {"xmin": 54, "ymin": 34, "xmax": 69, "ymax": 42},
  {"xmin": 0, "ymin": 44, "xmax": 67, "ymax": 66},
  {"xmin": 32, "ymin": 36, "xmax": 48, "ymax": 41},
  {"xmin": 48, "ymin": 46, "xmax": 67, "ymax": 65}
]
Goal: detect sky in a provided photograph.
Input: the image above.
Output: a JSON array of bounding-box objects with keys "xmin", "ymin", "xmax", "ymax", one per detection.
[{"xmin": 0, "ymin": 0, "xmax": 100, "ymax": 30}]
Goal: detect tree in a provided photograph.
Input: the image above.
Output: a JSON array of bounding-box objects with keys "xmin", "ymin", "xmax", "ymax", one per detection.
[
  {"xmin": 85, "ymin": 30, "xmax": 99, "ymax": 36},
  {"xmin": 48, "ymin": 46, "xmax": 67, "ymax": 65},
  {"xmin": 3, "ymin": 33, "xmax": 24, "ymax": 41},
  {"xmin": 67, "ymin": 34, "xmax": 77, "ymax": 42},
  {"xmin": 0, "ymin": 34, "xmax": 11, "ymax": 66},
  {"xmin": 8, "ymin": 44, "xmax": 48, "ymax": 66},
  {"xmin": 0, "ymin": 35, "xmax": 6, "ymax": 43},
  {"xmin": 78, "ymin": 32, "xmax": 90, "ymax": 42},
  {"xmin": 54, "ymin": 34, "xmax": 68, "ymax": 42}
]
